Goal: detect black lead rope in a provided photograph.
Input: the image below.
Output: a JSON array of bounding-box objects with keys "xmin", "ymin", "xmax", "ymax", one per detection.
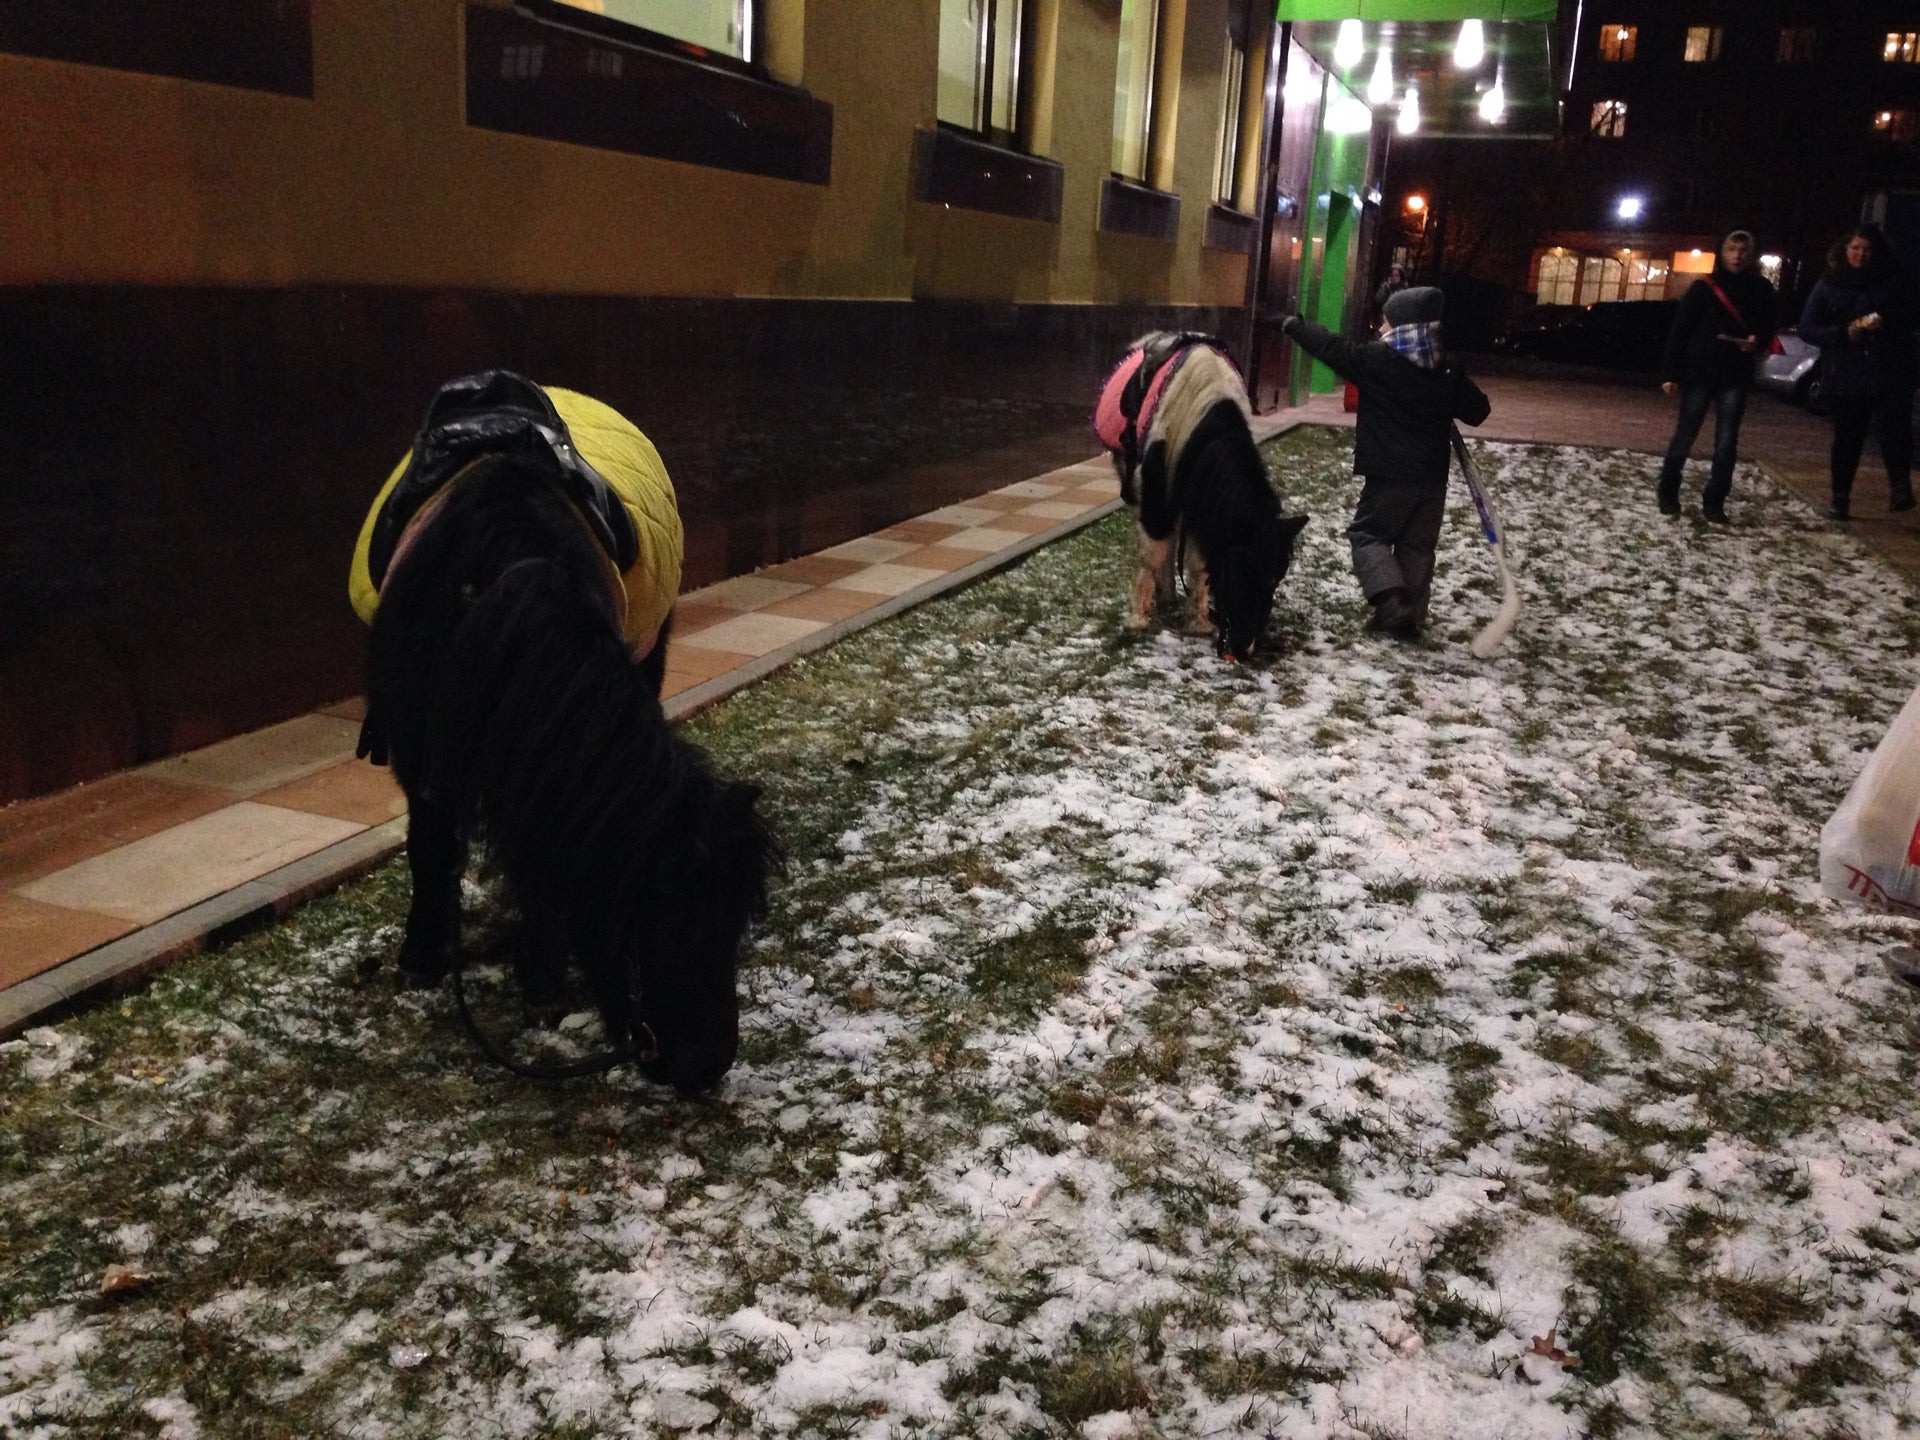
[{"xmin": 448, "ymin": 950, "xmax": 657, "ymax": 1082}]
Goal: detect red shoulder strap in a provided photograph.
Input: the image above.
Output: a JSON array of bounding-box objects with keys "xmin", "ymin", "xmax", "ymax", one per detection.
[{"xmin": 1702, "ymin": 279, "xmax": 1752, "ymax": 333}]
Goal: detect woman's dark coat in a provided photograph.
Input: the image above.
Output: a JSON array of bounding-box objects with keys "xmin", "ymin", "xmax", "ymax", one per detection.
[
  {"xmin": 1800, "ymin": 263, "xmax": 1919, "ymax": 398},
  {"xmin": 1660, "ymin": 266, "xmax": 1778, "ymax": 390}
]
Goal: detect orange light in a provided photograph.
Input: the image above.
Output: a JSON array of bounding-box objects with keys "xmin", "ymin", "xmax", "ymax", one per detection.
[{"xmin": 1405, "ymin": 194, "xmax": 1427, "ymax": 213}]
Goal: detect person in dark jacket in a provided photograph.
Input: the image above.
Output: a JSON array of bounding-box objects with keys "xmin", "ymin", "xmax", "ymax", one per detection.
[
  {"xmin": 1799, "ymin": 226, "xmax": 1917, "ymax": 519},
  {"xmin": 1283, "ymin": 287, "xmax": 1492, "ymax": 638},
  {"xmin": 1654, "ymin": 229, "xmax": 1777, "ymax": 523},
  {"xmin": 1374, "ymin": 264, "xmax": 1408, "ymax": 323}
]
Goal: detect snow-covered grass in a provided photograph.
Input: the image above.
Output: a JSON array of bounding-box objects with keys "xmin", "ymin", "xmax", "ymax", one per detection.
[{"xmin": 5, "ymin": 426, "xmax": 1920, "ymax": 1440}]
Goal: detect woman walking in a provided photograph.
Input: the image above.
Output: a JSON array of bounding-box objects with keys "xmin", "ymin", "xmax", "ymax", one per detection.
[
  {"xmin": 1799, "ymin": 226, "xmax": 1917, "ymax": 520},
  {"xmin": 1654, "ymin": 230, "xmax": 1777, "ymax": 523}
]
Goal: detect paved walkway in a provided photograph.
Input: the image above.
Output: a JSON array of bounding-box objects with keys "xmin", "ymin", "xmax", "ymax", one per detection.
[{"xmin": 2, "ymin": 373, "xmax": 1910, "ymax": 1032}]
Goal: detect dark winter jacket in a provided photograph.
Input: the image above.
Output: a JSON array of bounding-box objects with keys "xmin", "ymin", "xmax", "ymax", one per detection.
[
  {"xmin": 1284, "ymin": 318, "xmax": 1491, "ymax": 485},
  {"xmin": 1800, "ymin": 263, "xmax": 1919, "ymax": 398},
  {"xmin": 1660, "ymin": 267, "xmax": 1777, "ymax": 390}
]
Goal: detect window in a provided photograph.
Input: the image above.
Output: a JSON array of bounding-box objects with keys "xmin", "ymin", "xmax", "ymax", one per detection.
[
  {"xmin": 1874, "ymin": 109, "xmax": 1920, "ymax": 146},
  {"xmin": 1675, "ymin": 102, "xmax": 1714, "ymax": 137},
  {"xmin": 1537, "ymin": 252, "xmax": 1579, "ymax": 305},
  {"xmin": 0, "ymin": 0, "xmax": 313, "ymax": 95},
  {"xmin": 938, "ymin": 0, "xmax": 1026, "ymax": 137},
  {"xmin": 1578, "ymin": 256, "xmax": 1626, "ymax": 305},
  {"xmin": 1212, "ymin": 22, "xmax": 1249, "ymax": 204},
  {"xmin": 1598, "ymin": 24, "xmax": 1636, "ymax": 61},
  {"xmin": 1684, "ymin": 26, "xmax": 1722, "ymax": 63},
  {"xmin": 1778, "ymin": 27, "xmax": 1817, "ymax": 63},
  {"xmin": 466, "ymin": 5, "xmax": 832, "ymax": 185},
  {"xmin": 1112, "ymin": 0, "xmax": 1162, "ymax": 180},
  {"xmin": 1758, "ymin": 254, "xmax": 1784, "ymax": 289},
  {"xmin": 1888, "ymin": 32, "xmax": 1920, "ymax": 63},
  {"xmin": 1622, "ymin": 255, "xmax": 1669, "ymax": 301},
  {"xmin": 1591, "ymin": 100, "xmax": 1628, "ymax": 138},
  {"xmin": 551, "ymin": 0, "xmax": 752, "ymax": 62}
]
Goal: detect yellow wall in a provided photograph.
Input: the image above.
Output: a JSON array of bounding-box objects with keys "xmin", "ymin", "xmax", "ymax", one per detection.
[{"xmin": 0, "ymin": 0, "xmax": 1251, "ymax": 307}]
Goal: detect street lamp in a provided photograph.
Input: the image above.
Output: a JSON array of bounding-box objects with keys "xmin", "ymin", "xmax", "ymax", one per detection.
[
  {"xmin": 1405, "ymin": 194, "xmax": 1427, "ymax": 214},
  {"xmin": 1617, "ymin": 195, "xmax": 1645, "ymax": 222}
]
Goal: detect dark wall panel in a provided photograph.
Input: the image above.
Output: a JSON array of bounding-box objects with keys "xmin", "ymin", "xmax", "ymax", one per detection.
[{"xmin": 0, "ymin": 288, "xmax": 1242, "ymax": 803}]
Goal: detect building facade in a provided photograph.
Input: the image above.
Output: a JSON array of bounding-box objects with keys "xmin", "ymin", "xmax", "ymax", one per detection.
[
  {"xmin": 1532, "ymin": 1, "xmax": 1920, "ymax": 311},
  {"xmin": 0, "ymin": 0, "xmax": 1553, "ymax": 803}
]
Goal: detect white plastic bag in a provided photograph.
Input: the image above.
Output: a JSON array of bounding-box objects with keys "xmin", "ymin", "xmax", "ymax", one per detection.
[{"xmin": 1821, "ymin": 681, "xmax": 1920, "ymax": 916}]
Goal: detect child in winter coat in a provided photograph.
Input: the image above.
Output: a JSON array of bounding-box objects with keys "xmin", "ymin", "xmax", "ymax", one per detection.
[{"xmin": 1282, "ymin": 287, "xmax": 1491, "ymax": 638}]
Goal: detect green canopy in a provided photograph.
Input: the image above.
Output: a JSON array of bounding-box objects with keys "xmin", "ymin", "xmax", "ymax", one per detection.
[{"xmin": 1276, "ymin": 1, "xmax": 1557, "ymax": 19}]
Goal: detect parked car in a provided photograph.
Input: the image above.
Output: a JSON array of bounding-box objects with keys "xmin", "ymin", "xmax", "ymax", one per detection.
[
  {"xmin": 1756, "ymin": 329, "xmax": 1825, "ymax": 408},
  {"xmin": 1495, "ymin": 300, "xmax": 1680, "ymax": 374}
]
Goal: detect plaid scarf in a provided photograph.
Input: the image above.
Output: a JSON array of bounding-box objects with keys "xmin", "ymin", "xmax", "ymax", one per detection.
[{"xmin": 1384, "ymin": 320, "xmax": 1443, "ymax": 369}]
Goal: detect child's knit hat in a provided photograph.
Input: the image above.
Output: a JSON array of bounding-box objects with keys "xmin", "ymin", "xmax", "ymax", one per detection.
[{"xmin": 1383, "ymin": 286, "xmax": 1445, "ymax": 327}]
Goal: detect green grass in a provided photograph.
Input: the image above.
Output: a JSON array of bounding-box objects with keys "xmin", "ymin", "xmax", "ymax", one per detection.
[{"xmin": 5, "ymin": 428, "xmax": 1920, "ymax": 1437}]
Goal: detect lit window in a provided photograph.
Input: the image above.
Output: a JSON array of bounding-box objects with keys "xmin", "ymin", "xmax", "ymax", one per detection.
[
  {"xmin": 1212, "ymin": 19, "xmax": 1249, "ymax": 205},
  {"xmin": 1874, "ymin": 109, "xmax": 1920, "ymax": 146},
  {"xmin": 1112, "ymin": 0, "xmax": 1163, "ymax": 181},
  {"xmin": 1578, "ymin": 256, "xmax": 1626, "ymax": 305},
  {"xmin": 1684, "ymin": 26, "xmax": 1722, "ymax": 63},
  {"xmin": 551, "ymin": 0, "xmax": 752, "ymax": 62},
  {"xmin": 1537, "ymin": 252, "xmax": 1579, "ymax": 306},
  {"xmin": 1591, "ymin": 100, "xmax": 1628, "ymax": 138},
  {"xmin": 937, "ymin": 0, "xmax": 1026, "ymax": 139},
  {"xmin": 1778, "ymin": 27, "xmax": 1818, "ymax": 63},
  {"xmin": 1622, "ymin": 255, "xmax": 1670, "ymax": 301},
  {"xmin": 1758, "ymin": 254, "xmax": 1784, "ymax": 288},
  {"xmin": 1887, "ymin": 31, "xmax": 1920, "ymax": 63},
  {"xmin": 1598, "ymin": 24, "xmax": 1636, "ymax": 62}
]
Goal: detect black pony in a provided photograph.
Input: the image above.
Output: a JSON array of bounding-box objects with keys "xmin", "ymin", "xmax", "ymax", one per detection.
[{"xmin": 363, "ymin": 455, "xmax": 778, "ymax": 1094}]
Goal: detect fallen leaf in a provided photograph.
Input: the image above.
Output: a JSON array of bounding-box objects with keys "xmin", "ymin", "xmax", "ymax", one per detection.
[
  {"xmin": 1529, "ymin": 1329, "xmax": 1580, "ymax": 1368},
  {"xmin": 100, "ymin": 1264, "xmax": 162, "ymax": 1297}
]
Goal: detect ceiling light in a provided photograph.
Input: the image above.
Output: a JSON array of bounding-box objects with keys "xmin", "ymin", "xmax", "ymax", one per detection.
[
  {"xmin": 1617, "ymin": 195, "xmax": 1644, "ymax": 221},
  {"xmin": 1455, "ymin": 19, "xmax": 1486, "ymax": 70},
  {"xmin": 1368, "ymin": 47, "xmax": 1394, "ymax": 105},
  {"xmin": 1335, "ymin": 19, "xmax": 1364, "ymax": 69},
  {"xmin": 1479, "ymin": 73, "xmax": 1506, "ymax": 123},
  {"xmin": 1397, "ymin": 84, "xmax": 1421, "ymax": 135}
]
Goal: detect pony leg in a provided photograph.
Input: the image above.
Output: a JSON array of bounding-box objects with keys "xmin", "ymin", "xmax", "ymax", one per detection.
[
  {"xmin": 1186, "ymin": 559, "xmax": 1215, "ymax": 636},
  {"xmin": 514, "ymin": 894, "xmax": 572, "ymax": 1024},
  {"xmin": 579, "ymin": 937, "xmax": 636, "ymax": 1050},
  {"xmin": 398, "ymin": 797, "xmax": 465, "ymax": 985},
  {"xmin": 1128, "ymin": 531, "xmax": 1169, "ymax": 630}
]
